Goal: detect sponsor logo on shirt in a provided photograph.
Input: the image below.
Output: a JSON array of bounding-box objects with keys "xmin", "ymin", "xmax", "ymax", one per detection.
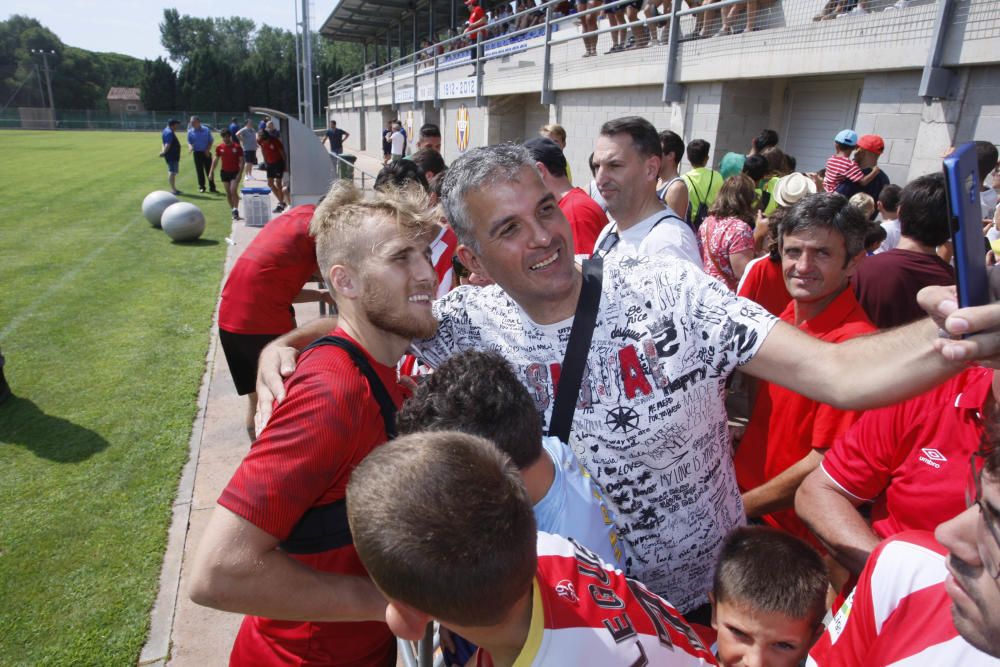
[
  {"xmin": 919, "ymin": 448, "xmax": 947, "ymax": 468},
  {"xmin": 554, "ymin": 579, "xmax": 578, "ymax": 604}
]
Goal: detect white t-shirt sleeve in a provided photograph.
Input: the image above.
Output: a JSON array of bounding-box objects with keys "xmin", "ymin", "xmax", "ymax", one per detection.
[
  {"xmin": 626, "ymin": 255, "xmax": 777, "ymax": 373},
  {"xmin": 640, "ymin": 220, "xmax": 704, "ymax": 270},
  {"xmin": 690, "ymin": 268, "xmax": 776, "ymax": 370},
  {"xmin": 412, "ymin": 285, "xmax": 513, "ymax": 367}
]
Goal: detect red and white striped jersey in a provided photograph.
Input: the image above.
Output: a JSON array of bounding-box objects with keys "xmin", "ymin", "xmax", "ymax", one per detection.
[
  {"xmin": 399, "ymin": 224, "xmax": 458, "ymax": 378},
  {"xmin": 807, "ymin": 531, "xmax": 997, "ymax": 666},
  {"xmin": 432, "ymin": 224, "xmax": 458, "ymax": 299},
  {"xmin": 477, "ymin": 532, "xmax": 718, "ymax": 666}
]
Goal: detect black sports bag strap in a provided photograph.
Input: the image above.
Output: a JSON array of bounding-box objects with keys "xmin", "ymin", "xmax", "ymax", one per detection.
[
  {"xmin": 546, "ymin": 257, "xmax": 603, "ymax": 444},
  {"xmin": 592, "ymin": 226, "xmax": 620, "ymax": 259},
  {"xmin": 300, "ymin": 335, "xmax": 397, "ymax": 438},
  {"xmin": 279, "ymin": 335, "xmax": 397, "ymax": 554}
]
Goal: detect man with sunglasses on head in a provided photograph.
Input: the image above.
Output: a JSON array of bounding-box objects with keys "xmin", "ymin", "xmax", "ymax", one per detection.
[{"xmin": 807, "ymin": 429, "xmax": 1000, "ymax": 665}]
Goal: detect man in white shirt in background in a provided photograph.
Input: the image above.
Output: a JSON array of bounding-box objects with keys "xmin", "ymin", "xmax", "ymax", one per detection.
[
  {"xmin": 591, "ymin": 116, "xmax": 703, "ymax": 268},
  {"xmin": 389, "ymin": 121, "xmax": 406, "ymax": 162}
]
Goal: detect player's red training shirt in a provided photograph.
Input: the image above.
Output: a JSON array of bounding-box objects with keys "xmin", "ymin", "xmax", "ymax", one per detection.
[
  {"xmin": 476, "ymin": 532, "xmax": 717, "ymax": 666},
  {"xmin": 219, "ymin": 328, "xmax": 402, "ymax": 666},
  {"xmin": 218, "ymin": 205, "xmax": 319, "ymax": 335},
  {"xmin": 807, "ymin": 531, "xmax": 996, "ymax": 666},
  {"xmin": 432, "ymin": 224, "xmax": 458, "ymax": 298},
  {"xmin": 259, "ymin": 136, "xmax": 285, "ymax": 164},
  {"xmin": 215, "ymin": 141, "xmax": 243, "ymax": 172},
  {"xmin": 821, "ymin": 366, "xmax": 992, "ymax": 539}
]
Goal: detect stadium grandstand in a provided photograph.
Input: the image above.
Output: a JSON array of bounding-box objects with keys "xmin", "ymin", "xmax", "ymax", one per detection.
[{"xmin": 320, "ymin": 0, "xmax": 999, "ymax": 184}]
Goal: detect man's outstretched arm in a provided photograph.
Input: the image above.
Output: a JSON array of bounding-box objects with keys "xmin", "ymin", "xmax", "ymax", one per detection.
[
  {"xmin": 189, "ymin": 505, "xmax": 386, "ymax": 623},
  {"xmin": 742, "ymin": 315, "xmax": 961, "ymax": 410},
  {"xmin": 746, "ymin": 272, "xmax": 1000, "ymax": 408}
]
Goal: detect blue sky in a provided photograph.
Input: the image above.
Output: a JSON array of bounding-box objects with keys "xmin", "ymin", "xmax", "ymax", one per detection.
[{"xmin": 7, "ymin": 1, "xmax": 315, "ymax": 61}]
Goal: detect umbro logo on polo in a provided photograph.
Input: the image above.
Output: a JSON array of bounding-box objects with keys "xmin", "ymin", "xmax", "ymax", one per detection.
[{"xmin": 919, "ymin": 448, "xmax": 947, "ymax": 468}]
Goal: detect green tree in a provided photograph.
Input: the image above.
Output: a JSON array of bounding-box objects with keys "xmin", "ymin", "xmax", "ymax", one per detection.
[
  {"xmin": 101, "ymin": 53, "xmax": 145, "ymax": 88},
  {"xmin": 0, "ymin": 16, "xmax": 61, "ymax": 108},
  {"xmin": 156, "ymin": 8, "xmax": 366, "ymax": 114},
  {"xmin": 54, "ymin": 47, "xmax": 105, "ymax": 109},
  {"xmin": 159, "ymin": 8, "xmax": 216, "ymax": 64},
  {"xmin": 0, "ymin": 15, "xmax": 144, "ymax": 110},
  {"xmin": 177, "ymin": 48, "xmax": 232, "ymax": 111},
  {"xmin": 141, "ymin": 57, "xmax": 177, "ymax": 110}
]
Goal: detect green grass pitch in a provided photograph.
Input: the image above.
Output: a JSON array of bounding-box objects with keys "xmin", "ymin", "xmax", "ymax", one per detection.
[{"xmin": 0, "ymin": 130, "xmax": 231, "ymax": 665}]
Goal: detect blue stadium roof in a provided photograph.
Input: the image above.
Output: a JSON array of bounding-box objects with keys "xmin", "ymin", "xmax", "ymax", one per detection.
[{"xmin": 320, "ymin": 0, "xmax": 467, "ymax": 44}]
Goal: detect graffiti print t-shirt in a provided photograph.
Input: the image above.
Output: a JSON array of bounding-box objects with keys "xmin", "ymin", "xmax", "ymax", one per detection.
[{"xmin": 412, "ymin": 253, "xmax": 778, "ymax": 612}]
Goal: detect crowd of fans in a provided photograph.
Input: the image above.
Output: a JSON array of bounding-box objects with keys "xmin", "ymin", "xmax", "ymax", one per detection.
[
  {"xmin": 185, "ymin": 108, "xmax": 1000, "ymax": 667},
  {"xmin": 386, "ymin": 0, "xmax": 924, "ymax": 74}
]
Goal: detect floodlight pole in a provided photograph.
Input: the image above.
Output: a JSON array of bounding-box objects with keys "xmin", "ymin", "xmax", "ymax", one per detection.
[
  {"xmin": 315, "ymin": 75, "xmax": 322, "ymax": 122},
  {"xmin": 302, "ymin": 0, "xmax": 315, "ymax": 129},
  {"xmin": 294, "ymin": 0, "xmax": 303, "ymax": 122},
  {"xmin": 30, "ymin": 49, "xmax": 55, "ymax": 113}
]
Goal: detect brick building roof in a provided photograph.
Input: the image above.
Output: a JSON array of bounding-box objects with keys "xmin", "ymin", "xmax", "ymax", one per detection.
[{"xmin": 107, "ymin": 87, "xmax": 141, "ymax": 101}]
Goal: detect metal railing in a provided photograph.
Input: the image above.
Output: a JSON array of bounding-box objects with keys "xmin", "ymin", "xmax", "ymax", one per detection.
[
  {"xmin": 323, "ymin": 0, "xmax": 721, "ymax": 108},
  {"xmin": 323, "ymin": 0, "xmax": 998, "ymax": 111},
  {"xmin": 328, "ymin": 150, "xmax": 380, "ymax": 191}
]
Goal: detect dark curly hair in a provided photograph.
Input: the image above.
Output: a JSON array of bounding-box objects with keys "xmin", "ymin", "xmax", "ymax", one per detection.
[{"xmin": 398, "ymin": 350, "xmax": 543, "ymax": 468}]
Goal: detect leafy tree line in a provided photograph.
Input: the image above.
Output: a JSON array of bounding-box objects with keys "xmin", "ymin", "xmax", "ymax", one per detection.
[
  {"xmin": 1, "ymin": 15, "xmax": 144, "ymax": 110},
  {"xmin": 149, "ymin": 9, "xmax": 365, "ymax": 115},
  {"xmin": 1, "ymin": 11, "xmax": 367, "ymax": 114}
]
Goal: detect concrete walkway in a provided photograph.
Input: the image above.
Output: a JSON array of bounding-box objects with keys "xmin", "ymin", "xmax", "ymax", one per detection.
[{"xmin": 138, "ymin": 151, "xmax": 389, "ymax": 666}]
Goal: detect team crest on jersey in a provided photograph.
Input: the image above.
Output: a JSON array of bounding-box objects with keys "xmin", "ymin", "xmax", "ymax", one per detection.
[
  {"xmin": 455, "ymin": 104, "xmax": 470, "ymax": 152},
  {"xmin": 554, "ymin": 579, "xmax": 578, "ymax": 604}
]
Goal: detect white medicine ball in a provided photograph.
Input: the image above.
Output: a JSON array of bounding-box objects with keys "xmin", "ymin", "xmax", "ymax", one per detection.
[
  {"xmin": 142, "ymin": 190, "xmax": 180, "ymax": 228},
  {"xmin": 161, "ymin": 202, "xmax": 206, "ymax": 242}
]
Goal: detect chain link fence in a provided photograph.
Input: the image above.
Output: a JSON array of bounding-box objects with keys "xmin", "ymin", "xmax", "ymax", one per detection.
[{"xmin": 0, "ymin": 109, "xmax": 327, "ymax": 132}]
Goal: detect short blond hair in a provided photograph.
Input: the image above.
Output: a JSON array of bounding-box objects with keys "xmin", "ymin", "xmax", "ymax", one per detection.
[
  {"xmin": 848, "ymin": 192, "xmax": 876, "ymax": 220},
  {"xmin": 540, "ymin": 123, "xmax": 567, "ymax": 147},
  {"xmin": 309, "ymin": 181, "xmax": 439, "ymax": 292}
]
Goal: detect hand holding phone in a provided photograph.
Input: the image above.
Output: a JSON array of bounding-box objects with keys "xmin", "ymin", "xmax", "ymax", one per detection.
[{"xmin": 944, "ymin": 142, "xmax": 991, "ymax": 308}]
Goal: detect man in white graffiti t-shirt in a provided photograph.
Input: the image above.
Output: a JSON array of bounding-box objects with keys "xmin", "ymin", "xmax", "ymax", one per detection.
[
  {"xmin": 413, "ymin": 246, "xmax": 767, "ymax": 614},
  {"xmin": 256, "ymin": 144, "xmax": 980, "ymax": 622}
]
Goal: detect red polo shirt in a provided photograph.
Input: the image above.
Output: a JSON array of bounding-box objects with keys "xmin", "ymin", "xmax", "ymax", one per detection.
[
  {"xmin": 737, "ymin": 256, "xmax": 792, "ymax": 317},
  {"xmin": 734, "ymin": 287, "xmax": 877, "ymax": 542},
  {"xmin": 820, "ymin": 366, "xmax": 992, "ymax": 540},
  {"xmin": 467, "ymin": 5, "xmax": 486, "ymax": 40}
]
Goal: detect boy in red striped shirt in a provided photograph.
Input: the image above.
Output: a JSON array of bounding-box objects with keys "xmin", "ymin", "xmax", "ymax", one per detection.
[{"xmin": 823, "ymin": 129, "xmax": 882, "ymax": 193}]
